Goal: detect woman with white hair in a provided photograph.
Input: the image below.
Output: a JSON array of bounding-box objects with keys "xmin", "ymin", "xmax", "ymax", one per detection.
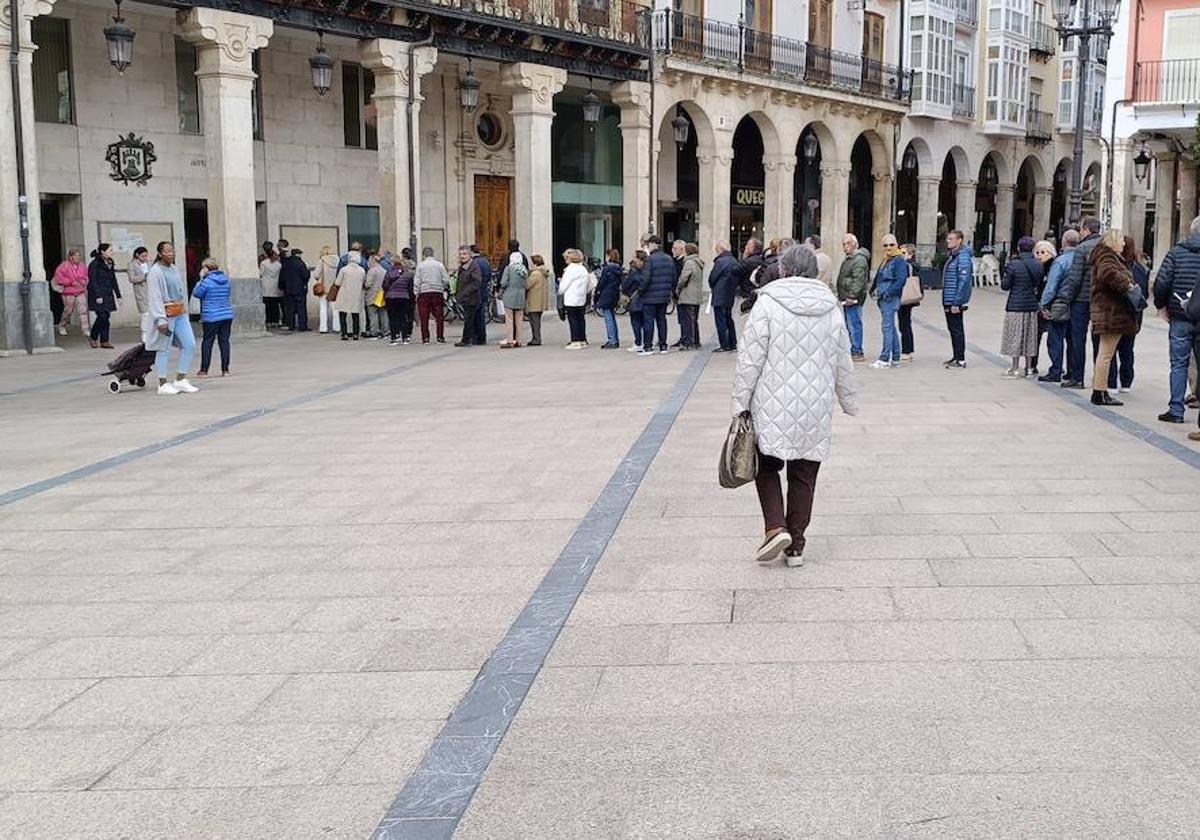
[
  {"xmin": 732, "ymin": 244, "xmax": 859, "ymax": 566},
  {"xmin": 558, "ymin": 248, "xmax": 590, "ymax": 349},
  {"xmin": 499, "ymin": 251, "xmax": 527, "ymax": 348}
]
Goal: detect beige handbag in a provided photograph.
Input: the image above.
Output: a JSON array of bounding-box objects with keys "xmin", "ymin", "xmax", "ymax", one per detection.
[
  {"xmin": 901, "ymin": 267, "xmax": 924, "ymax": 306},
  {"xmin": 719, "ymin": 414, "xmax": 758, "ymax": 489}
]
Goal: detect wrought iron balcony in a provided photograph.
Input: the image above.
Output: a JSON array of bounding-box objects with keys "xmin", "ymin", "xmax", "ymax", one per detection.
[
  {"xmin": 398, "ymin": 0, "xmax": 649, "ymax": 45},
  {"xmin": 1026, "ymin": 109, "xmax": 1053, "ymax": 142},
  {"xmin": 1030, "ymin": 21, "xmax": 1056, "ymax": 57},
  {"xmin": 1134, "ymin": 59, "xmax": 1200, "ymax": 105},
  {"xmin": 952, "ymin": 83, "xmax": 975, "ymax": 118},
  {"xmin": 954, "ymin": 0, "xmax": 978, "ymax": 28},
  {"xmin": 652, "ymin": 10, "xmax": 911, "ymax": 105}
]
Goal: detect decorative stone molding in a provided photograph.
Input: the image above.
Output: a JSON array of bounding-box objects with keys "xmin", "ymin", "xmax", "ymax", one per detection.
[
  {"xmin": 917, "ymin": 175, "xmax": 941, "ymax": 186},
  {"xmin": 0, "ymin": 0, "xmax": 55, "ymax": 47},
  {"xmin": 500, "ymin": 63, "xmax": 566, "ymax": 111},
  {"xmin": 361, "ymin": 39, "xmax": 438, "ymax": 95},
  {"xmin": 178, "ymin": 8, "xmax": 272, "ymax": 75},
  {"xmin": 820, "ymin": 164, "xmax": 851, "ymax": 179},
  {"xmin": 763, "ymin": 154, "xmax": 797, "ymax": 174},
  {"xmin": 611, "ymin": 81, "xmax": 652, "ymax": 122}
]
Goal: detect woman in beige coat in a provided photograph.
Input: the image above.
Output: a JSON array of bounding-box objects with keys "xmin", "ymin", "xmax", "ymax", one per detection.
[
  {"xmin": 524, "ymin": 254, "xmax": 549, "ymax": 346},
  {"xmin": 313, "ymin": 245, "xmax": 340, "ymax": 334},
  {"xmin": 333, "ymin": 250, "xmax": 367, "ymax": 340}
]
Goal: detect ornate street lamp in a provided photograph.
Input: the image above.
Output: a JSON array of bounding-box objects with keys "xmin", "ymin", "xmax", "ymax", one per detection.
[
  {"xmin": 1133, "ymin": 147, "xmax": 1151, "ymax": 184},
  {"xmin": 309, "ymin": 33, "xmax": 333, "ymax": 97},
  {"xmin": 1051, "ymin": 0, "xmax": 1120, "ymax": 224},
  {"xmin": 459, "ymin": 60, "xmax": 481, "ymax": 114},
  {"xmin": 801, "ymin": 131, "xmax": 819, "ymax": 164},
  {"xmin": 581, "ymin": 79, "xmax": 602, "ymax": 129},
  {"xmin": 671, "ymin": 104, "xmax": 690, "ymax": 150},
  {"xmin": 902, "ymin": 146, "xmax": 918, "ymax": 173},
  {"xmin": 103, "ymin": 0, "xmax": 135, "ymax": 75}
]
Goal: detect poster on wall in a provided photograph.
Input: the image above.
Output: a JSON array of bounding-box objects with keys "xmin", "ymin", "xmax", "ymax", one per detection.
[
  {"xmin": 279, "ymin": 225, "xmax": 340, "ymax": 269},
  {"xmin": 98, "ymin": 221, "xmax": 175, "ymax": 271}
]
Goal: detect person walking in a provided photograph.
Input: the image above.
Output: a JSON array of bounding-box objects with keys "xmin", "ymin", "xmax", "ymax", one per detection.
[
  {"xmin": 1088, "ymin": 229, "xmax": 1140, "ymax": 407},
  {"xmin": 559, "ymin": 248, "xmax": 590, "ymax": 349},
  {"xmin": 86, "ymin": 244, "xmax": 121, "ymax": 349},
  {"xmin": 413, "ymin": 246, "xmax": 449, "ymax": 344},
  {"xmin": 869, "ymin": 234, "xmax": 908, "ymax": 369},
  {"xmin": 193, "ymin": 257, "xmax": 234, "ymax": 376},
  {"xmin": 312, "ymin": 245, "xmax": 340, "ymax": 334},
  {"xmin": 279, "ymin": 246, "xmax": 311, "ymax": 332},
  {"xmin": 364, "ymin": 253, "xmax": 388, "ymax": 340},
  {"xmin": 595, "ymin": 248, "xmax": 623, "ymax": 349},
  {"xmin": 898, "ymin": 243, "xmax": 920, "ymax": 360},
  {"xmin": 334, "ymin": 248, "xmax": 366, "ymax": 340},
  {"xmin": 382, "ymin": 256, "xmax": 415, "ymax": 345},
  {"xmin": 1038, "ymin": 229, "xmax": 1078, "ymax": 383},
  {"xmin": 524, "ymin": 254, "xmax": 548, "ymax": 346},
  {"xmin": 127, "ymin": 246, "xmax": 151, "ymax": 315},
  {"xmin": 145, "ymin": 242, "xmax": 198, "ymax": 395},
  {"xmin": 1105, "ymin": 236, "xmax": 1149, "ymax": 393},
  {"xmin": 639, "ymin": 235, "xmax": 676, "ymax": 355},
  {"xmin": 1053, "ymin": 217, "xmax": 1102, "ymax": 388},
  {"xmin": 622, "ymin": 251, "xmax": 646, "ymax": 353},
  {"xmin": 1153, "ymin": 214, "xmax": 1200, "ymax": 424},
  {"xmin": 499, "ymin": 252, "xmax": 528, "ymax": 348},
  {"xmin": 709, "ymin": 241, "xmax": 738, "ymax": 352},
  {"xmin": 999, "ymin": 236, "xmax": 1044, "ymax": 377},
  {"xmin": 454, "ymin": 245, "xmax": 483, "ymax": 347},
  {"xmin": 54, "ymin": 248, "xmax": 90, "ymax": 337},
  {"xmin": 676, "ymin": 242, "xmax": 705, "ymax": 350},
  {"xmin": 941, "ymin": 229, "xmax": 973, "ymax": 369},
  {"xmin": 259, "ymin": 243, "xmax": 283, "ymax": 328},
  {"xmin": 836, "ymin": 234, "xmax": 869, "ymax": 362},
  {"xmin": 732, "ymin": 244, "xmax": 859, "ymax": 567}
]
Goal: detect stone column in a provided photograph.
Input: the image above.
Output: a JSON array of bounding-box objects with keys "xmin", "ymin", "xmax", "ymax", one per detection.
[
  {"xmin": 1154, "ymin": 152, "xmax": 1177, "ymax": 268},
  {"xmin": 819, "ymin": 161, "xmax": 850, "ymax": 268},
  {"xmin": 179, "ymin": 8, "xmax": 272, "ymax": 337},
  {"xmin": 915, "ymin": 176, "xmax": 940, "ymax": 247},
  {"xmin": 1109, "ymin": 139, "xmax": 1134, "ymax": 232},
  {"xmin": 501, "ymin": 63, "xmax": 567, "ymax": 263},
  {"xmin": 995, "ymin": 184, "xmax": 1015, "ymax": 250},
  {"xmin": 696, "ymin": 129, "xmax": 734, "ymax": 259},
  {"xmin": 1032, "ymin": 188, "xmax": 1053, "ymax": 239},
  {"xmin": 1176, "ymin": 156, "xmax": 1197, "ymax": 243},
  {"xmin": 0, "ymin": 0, "xmax": 56, "ymax": 355},
  {"xmin": 872, "ymin": 170, "xmax": 893, "ymax": 256},
  {"xmin": 955, "ymin": 179, "xmax": 977, "ymax": 246},
  {"xmin": 362, "ymin": 40, "xmax": 438, "ymax": 257},
  {"xmin": 763, "ymin": 153, "xmax": 797, "ymax": 241},
  {"xmin": 613, "ymin": 81, "xmax": 652, "ymax": 261}
]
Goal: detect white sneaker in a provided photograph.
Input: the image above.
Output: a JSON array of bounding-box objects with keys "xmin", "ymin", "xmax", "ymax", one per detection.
[
  {"xmin": 636, "ymin": 349, "xmax": 652, "ymax": 356},
  {"xmin": 868, "ymin": 359, "xmax": 891, "ymax": 369},
  {"xmin": 57, "ymin": 325, "xmax": 67, "ymax": 336},
  {"xmin": 1118, "ymin": 385, "xmax": 1133, "ymax": 393},
  {"xmin": 658, "ymin": 348, "xmax": 669, "ymax": 355},
  {"xmin": 627, "ymin": 345, "xmax": 640, "ymax": 353},
  {"xmin": 174, "ymin": 379, "xmax": 199, "ymax": 393},
  {"xmin": 785, "ymin": 552, "xmax": 805, "ymax": 568},
  {"xmin": 157, "ymin": 382, "xmax": 179, "ymax": 396}
]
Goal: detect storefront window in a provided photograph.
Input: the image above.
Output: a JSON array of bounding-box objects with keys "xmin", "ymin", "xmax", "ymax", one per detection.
[
  {"xmin": 175, "ymin": 38, "xmax": 201, "ymax": 135},
  {"xmin": 346, "ymin": 205, "xmax": 380, "ymax": 251},
  {"xmin": 32, "ymin": 17, "xmax": 73, "ymax": 125},
  {"xmin": 551, "ymin": 99, "xmax": 624, "ymax": 270}
]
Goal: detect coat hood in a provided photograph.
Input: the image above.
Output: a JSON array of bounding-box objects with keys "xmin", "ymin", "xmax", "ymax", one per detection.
[
  {"xmin": 854, "ymin": 247, "xmax": 871, "ymax": 262},
  {"xmin": 204, "ymin": 270, "xmax": 229, "ymax": 286},
  {"xmin": 683, "ymin": 253, "xmax": 705, "ymax": 270},
  {"xmin": 757, "ymin": 276, "xmax": 838, "ymax": 316}
]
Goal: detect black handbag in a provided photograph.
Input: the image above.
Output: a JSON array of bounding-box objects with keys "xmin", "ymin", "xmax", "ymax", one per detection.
[
  {"xmin": 1125, "ymin": 284, "xmax": 1148, "ymax": 314},
  {"xmin": 1048, "ymin": 297, "xmax": 1070, "ymax": 323}
]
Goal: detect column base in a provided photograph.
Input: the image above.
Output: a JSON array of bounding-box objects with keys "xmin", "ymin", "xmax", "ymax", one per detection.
[
  {"xmin": 0, "ymin": 281, "xmax": 61, "ymax": 355},
  {"xmin": 229, "ymin": 277, "xmax": 267, "ymax": 339}
]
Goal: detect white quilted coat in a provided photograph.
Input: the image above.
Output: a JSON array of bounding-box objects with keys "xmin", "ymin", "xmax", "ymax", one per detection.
[{"xmin": 731, "ymin": 276, "xmax": 859, "ymax": 461}]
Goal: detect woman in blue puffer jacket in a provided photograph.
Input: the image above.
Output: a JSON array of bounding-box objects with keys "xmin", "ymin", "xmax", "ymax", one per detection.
[{"xmin": 192, "ymin": 258, "xmax": 235, "ymax": 376}]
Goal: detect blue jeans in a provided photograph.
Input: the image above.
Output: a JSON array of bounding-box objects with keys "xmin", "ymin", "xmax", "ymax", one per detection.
[
  {"xmin": 878, "ymin": 298, "xmax": 901, "ymax": 362},
  {"xmin": 155, "ymin": 313, "xmax": 196, "ymax": 379},
  {"xmin": 713, "ymin": 305, "xmax": 736, "ymax": 350},
  {"xmin": 844, "ymin": 304, "xmax": 863, "ymax": 355},
  {"xmin": 1045, "ymin": 318, "xmax": 1068, "ymax": 380},
  {"xmin": 1168, "ymin": 319, "xmax": 1198, "ymax": 418},
  {"xmin": 1067, "ymin": 301, "xmax": 1090, "ymax": 383},
  {"xmin": 642, "ymin": 302, "xmax": 668, "ymax": 351},
  {"xmin": 599, "ymin": 307, "xmax": 618, "ymax": 344}
]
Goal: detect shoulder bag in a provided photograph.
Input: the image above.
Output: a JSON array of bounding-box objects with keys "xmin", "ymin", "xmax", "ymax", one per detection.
[
  {"xmin": 327, "ymin": 281, "xmax": 340, "ymax": 303},
  {"xmin": 901, "ymin": 264, "xmax": 924, "ymax": 306},
  {"xmin": 718, "ymin": 414, "xmax": 758, "ymax": 489}
]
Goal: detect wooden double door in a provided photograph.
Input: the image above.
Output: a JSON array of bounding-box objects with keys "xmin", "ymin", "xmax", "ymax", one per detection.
[{"xmin": 474, "ymin": 175, "xmax": 512, "ymax": 271}]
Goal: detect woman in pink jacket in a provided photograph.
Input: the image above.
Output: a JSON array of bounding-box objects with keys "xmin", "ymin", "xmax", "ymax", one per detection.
[{"xmin": 53, "ymin": 249, "xmax": 90, "ymax": 336}]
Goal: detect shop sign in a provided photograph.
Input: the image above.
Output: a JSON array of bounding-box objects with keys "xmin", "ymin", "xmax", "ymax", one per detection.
[
  {"xmin": 732, "ymin": 186, "xmax": 765, "ymax": 208},
  {"xmin": 106, "ymin": 133, "xmax": 157, "ymax": 187}
]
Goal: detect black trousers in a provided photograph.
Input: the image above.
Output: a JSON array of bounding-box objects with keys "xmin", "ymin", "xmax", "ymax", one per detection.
[
  {"xmin": 898, "ymin": 304, "xmax": 915, "ymax": 355},
  {"xmin": 263, "ymin": 296, "xmax": 282, "ymax": 326},
  {"xmin": 200, "ymin": 318, "xmax": 232, "ymax": 373},
  {"xmin": 944, "ymin": 307, "xmax": 966, "ymax": 361},
  {"xmin": 679, "ymin": 303, "xmax": 700, "ymax": 346},
  {"xmin": 565, "ymin": 305, "xmax": 587, "ymax": 343},
  {"xmin": 386, "ymin": 298, "xmax": 414, "ymax": 340},
  {"xmin": 339, "ymin": 311, "xmax": 360, "ymax": 337},
  {"xmin": 642, "ymin": 302, "xmax": 669, "ymax": 350},
  {"xmin": 89, "ymin": 310, "xmax": 111, "ymax": 343},
  {"xmin": 473, "ymin": 296, "xmax": 487, "ymax": 344},
  {"xmin": 460, "ymin": 303, "xmax": 480, "ymax": 344},
  {"xmin": 283, "ymin": 294, "xmax": 308, "ymax": 332}
]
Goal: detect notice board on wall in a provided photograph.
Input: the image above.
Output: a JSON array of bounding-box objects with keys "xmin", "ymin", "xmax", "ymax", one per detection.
[
  {"xmin": 279, "ymin": 225, "xmax": 340, "ymax": 268},
  {"xmin": 98, "ymin": 221, "xmax": 175, "ymax": 270}
]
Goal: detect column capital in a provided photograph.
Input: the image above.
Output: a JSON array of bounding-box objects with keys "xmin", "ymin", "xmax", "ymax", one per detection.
[
  {"xmin": 178, "ymin": 8, "xmax": 272, "ymax": 76},
  {"xmin": 697, "ymin": 148, "xmax": 733, "ymax": 167},
  {"xmin": 917, "ymin": 175, "xmax": 941, "ymax": 186},
  {"xmin": 956, "ymin": 179, "xmax": 979, "ymax": 189},
  {"xmin": 820, "ymin": 162, "xmax": 850, "ymax": 179},
  {"xmin": 611, "ymin": 80, "xmax": 651, "ymax": 123},
  {"xmin": 361, "ymin": 40, "xmax": 438, "ymax": 99},
  {"xmin": 0, "ymin": 0, "xmax": 56, "ymax": 44},
  {"xmin": 763, "ymin": 153, "xmax": 797, "ymax": 174},
  {"xmin": 995, "ymin": 183, "xmax": 1014, "ymax": 195},
  {"xmin": 501, "ymin": 63, "xmax": 567, "ymax": 113}
]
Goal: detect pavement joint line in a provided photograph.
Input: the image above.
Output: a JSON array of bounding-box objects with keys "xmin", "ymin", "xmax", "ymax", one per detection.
[
  {"xmin": 370, "ymin": 348, "xmax": 712, "ymax": 840},
  {"xmin": 0, "ymin": 351, "xmax": 453, "ymax": 509},
  {"xmin": 0, "ymin": 371, "xmax": 99, "ymax": 397},
  {"xmin": 913, "ymin": 312, "xmax": 1200, "ymax": 471}
]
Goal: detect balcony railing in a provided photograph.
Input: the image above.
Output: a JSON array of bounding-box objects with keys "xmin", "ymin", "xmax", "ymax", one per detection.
[
  {"xmin": 1026, "ymin": 109, "xmax": 1053, "ymax": 141},
  {"xmin": 652, "ymin": 10, "xmax": 911, "ymax": 104},
  {"xmin": 1134, "ymin": 59, "xmax": 1200, "ymax": 105},
  {"xmin": 401, "ymin": 0, "xmax": 649, "ymax": 47},
  {"xmin": 952, "ymin": 83, "xmax": 975, "ymax": 118},
  {"xmin": 1030, "ymin": 21, "xmax": 1056, "ymax": 56},
  {"xmin": 955, "ymin": 0, "xmax": 978, "ymax": 28}
]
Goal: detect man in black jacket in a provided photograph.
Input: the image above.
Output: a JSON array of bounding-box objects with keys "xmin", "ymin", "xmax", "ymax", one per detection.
[
  {"xmin": 278, "ymin": 243, "xmax": 311, "ymax": 332},
  {"xmin": 1053, "ymin": 217, "xmax": 1101, "ymax": 388},
  {"xmin": 709, "ymin": 241, "xmax": 738, "ymax": 352},
  {"xmin": 1153, "ymin": 215, "xmax": 1200, "ymax": 424},
  {"xmin": 455, "ymin": 246, "xmax": 483, "ymax": 347}
]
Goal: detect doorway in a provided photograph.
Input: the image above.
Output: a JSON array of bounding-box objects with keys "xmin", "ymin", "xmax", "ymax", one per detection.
[
  {"xmin": 862, "ymin": 12, "xmax": 885, "ymax": 95},
  {"xmin": 182, "ymin": 199, "xmax": 209, "ymax": 291},
  {"xmin": 41, "ymin": 199, "xmax": 64, "ymax": 324},
  {"xmin": 474, "ymin": 175, "xmax": 512, "ymax": 270}
]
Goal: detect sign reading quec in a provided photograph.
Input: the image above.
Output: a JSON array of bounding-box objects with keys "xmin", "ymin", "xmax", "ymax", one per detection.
[{"xmin": 733, "ymin": 187, "xmax": 765, "ymax": 207}]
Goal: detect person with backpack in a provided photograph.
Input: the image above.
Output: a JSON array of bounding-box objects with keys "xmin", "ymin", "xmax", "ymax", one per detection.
[
  {"xmin": 382, "ymin": 258, "xmax": 415, "ymax": 345},
  {"xmin": 499, "ymin": 252, "xmax": 528, "ymax": 348},
  {"xmin": 999, "ymin": 237, "xmax": 1044, "ymax": 377},
  {"xmin": 193, "ymin": 257, "xmax": 234, "ymax": 376}
]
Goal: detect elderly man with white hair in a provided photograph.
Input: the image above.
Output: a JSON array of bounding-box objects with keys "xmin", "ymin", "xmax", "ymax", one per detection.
[
  {"xmin": 732, "ymin": 244, "xmax": 859, "ymax": 567},
  {"xmin": 835, "ymin": 233, "xmax": 869, "ymax": 361}
]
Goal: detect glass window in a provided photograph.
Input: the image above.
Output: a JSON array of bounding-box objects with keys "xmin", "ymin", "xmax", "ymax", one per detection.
[
  {"xmin": 251, "ymin": 51, "xmax": 264, "ymax": 141},
  {"xmin": 342, "ymin": 63, "xmax": 377, "ymax": 150},
  {"xmin": 32, "ymin": 17, "xmax": 73, "ymax": 125},
  {"xmin": 175, "ymin": 37, "xmax": 201, "ymax": 135},
  {"xmin": 347, "ymin": 205, "xmax": 381, "ymax": 251}
]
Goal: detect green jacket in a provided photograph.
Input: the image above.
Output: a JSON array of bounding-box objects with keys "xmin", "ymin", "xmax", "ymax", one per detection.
[{"xmin": 836, "ymin": 247, "xmax": 870, "ymax": 305}]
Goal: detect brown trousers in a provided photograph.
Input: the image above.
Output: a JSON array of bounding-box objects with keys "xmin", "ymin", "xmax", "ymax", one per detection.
[
  {"xmin": 755, "ymin": 454, "xmax": 821, "ymax": 552},
  {"xmin": 1092, "ymin": 333, "xmax": 1120, "ymax": 391}
]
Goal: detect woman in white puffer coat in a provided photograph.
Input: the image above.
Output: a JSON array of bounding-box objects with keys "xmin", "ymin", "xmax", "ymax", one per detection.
[{"xmin": 731, "ymin": 243, "xmax": 859, "ymax": 567}]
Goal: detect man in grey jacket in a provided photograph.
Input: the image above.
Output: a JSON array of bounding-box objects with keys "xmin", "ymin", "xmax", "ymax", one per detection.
[{"xmin": 414, "ymin": 247, "xmax": 450, "ymax": 344}]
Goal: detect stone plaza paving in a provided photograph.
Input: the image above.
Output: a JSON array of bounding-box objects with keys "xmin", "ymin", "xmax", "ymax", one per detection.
[{"xmin": 1, "ymin": 290, "xmax": 1200, "ymax": 838}]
